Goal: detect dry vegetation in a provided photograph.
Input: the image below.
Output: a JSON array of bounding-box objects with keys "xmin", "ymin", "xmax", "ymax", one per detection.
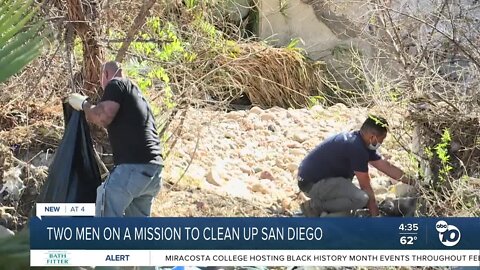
[
  {"xmin": 319, "ymin": 0, "xmax": 480, "ymax": 216},
  {"xmin": 0, "ymin": 0, "xmax": 326, "ymax": 230},
  {"xmin": 1, "ymin": 0, "xmax": 479, "ymax": 233}
]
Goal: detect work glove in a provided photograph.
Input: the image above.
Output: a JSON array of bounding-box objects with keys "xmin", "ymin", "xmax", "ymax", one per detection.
[{"xmin": 67, "ymin": 93, "xmax": 88, "ymax": 111}]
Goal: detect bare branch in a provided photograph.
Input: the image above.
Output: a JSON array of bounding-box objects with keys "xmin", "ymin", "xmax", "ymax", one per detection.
[{"xmin": 115, "ymin": 0, "xmax": 157, "ymax": 63}]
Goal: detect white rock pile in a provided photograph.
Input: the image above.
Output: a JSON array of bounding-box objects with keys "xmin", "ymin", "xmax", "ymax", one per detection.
[{"xmin": 163, "ymin": 104, "xmax": 413, "ymax": 212}]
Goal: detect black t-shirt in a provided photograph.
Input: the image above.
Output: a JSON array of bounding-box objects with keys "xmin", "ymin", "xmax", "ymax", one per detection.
[
  {"xmin": 100, "ymin": 78, "xmax": 163, "ymax": 165},
  {"xmin": 298, "ymin": 131, "xmax": 381, "ymax": 184}
]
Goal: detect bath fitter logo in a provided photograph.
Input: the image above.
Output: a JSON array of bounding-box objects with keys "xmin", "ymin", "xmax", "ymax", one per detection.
[{"xmin": 45, "ymin": 251, "xmax": 71, "ymax": 265}]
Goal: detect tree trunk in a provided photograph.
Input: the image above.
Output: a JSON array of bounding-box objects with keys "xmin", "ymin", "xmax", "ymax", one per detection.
[{"xmin": 66, "ymin": 0, "xmax": 103, "ymax": 99}]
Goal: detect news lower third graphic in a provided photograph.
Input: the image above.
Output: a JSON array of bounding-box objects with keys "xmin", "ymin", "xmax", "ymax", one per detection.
[
  {"xmin": 30, "ymin": 203, "xmax": 480, "ymax": 267},
  {"xmin": 36, "ymin": 203, "xmax": 96, "ymax": 217}
]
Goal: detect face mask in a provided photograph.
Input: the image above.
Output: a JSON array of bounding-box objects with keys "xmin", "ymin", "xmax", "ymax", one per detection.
[{"xmin": 368, "ymin": 137, "xmax": 381, "ymax": 150}]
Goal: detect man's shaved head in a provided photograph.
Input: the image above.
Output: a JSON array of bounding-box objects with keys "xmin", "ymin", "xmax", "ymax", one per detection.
[
  {"xmin": 101, "ymin": 61, "xmax": 123, "ymax": 89},
  {"xmin": 103, "ymin": 61, "xmax": 122, "ymax": 74}
]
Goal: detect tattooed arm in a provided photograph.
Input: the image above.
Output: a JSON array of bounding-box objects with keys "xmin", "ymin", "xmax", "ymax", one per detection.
[{"xmin": 83, "ymin": 101, "xmax": 120, "ymax": 128}]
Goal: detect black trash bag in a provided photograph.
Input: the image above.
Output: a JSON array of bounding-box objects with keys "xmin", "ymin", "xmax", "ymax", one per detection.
[
  {"xmin": 378, "ymin": 197, "xmax": 418, "ymax": 217},
  {"xmin": 36, "ymin": 103, "xmax": 101, "ymax": 203}
]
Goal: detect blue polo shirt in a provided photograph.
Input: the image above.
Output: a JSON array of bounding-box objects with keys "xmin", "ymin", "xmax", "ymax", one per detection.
[{"xmin": 298, "ymin": 131, "xmax": 381, "ymax": 186}]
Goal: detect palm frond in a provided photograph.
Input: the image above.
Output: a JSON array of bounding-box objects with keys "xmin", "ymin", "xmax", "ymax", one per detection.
[
  {"xmin": 0, "ymin": 0, "xmax": 46, "ymax": 83},
  {"xmin": 0, "ymin": 229, "xmax": 30, "ymax": 269}
]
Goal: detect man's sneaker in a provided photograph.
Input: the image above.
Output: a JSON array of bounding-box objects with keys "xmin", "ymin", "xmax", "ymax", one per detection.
[{"xmin": 300, "ymin": 200, "xmax": 322, "ymax": 217}]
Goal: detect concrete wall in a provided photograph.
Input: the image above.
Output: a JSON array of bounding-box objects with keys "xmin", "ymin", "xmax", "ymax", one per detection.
[
  {"xmin": 255, "ymin": 0, "xmax": 376, "ymax": 94},
  {"xmin": 258, "ymin": 0, "xmax": 340, "ymax": 59},
  {"xmin": 257, "ymin": 0, "xmax": 371, "ymax": 60}
]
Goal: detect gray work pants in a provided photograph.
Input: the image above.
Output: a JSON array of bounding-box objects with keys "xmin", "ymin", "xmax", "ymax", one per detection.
[
  {"xmin": 94, "ymin": 164, "xmax": 162, "ymax": 270},
  {"xmin": 95, "ymin": 163, "xmax": 162, "ymax": 217},
  {"xmin": 305, "ymin": 177, "xmax": 369, "ymax": 213}
]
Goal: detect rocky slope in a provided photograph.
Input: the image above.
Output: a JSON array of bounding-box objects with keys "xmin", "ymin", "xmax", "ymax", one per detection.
[
  {"xmin": 154, "ymin": 104, "xmax": 415, "ymax": 217},
  {"xmin": 0, "ymin": 103, "xmax": 416, "ymax": 230}
]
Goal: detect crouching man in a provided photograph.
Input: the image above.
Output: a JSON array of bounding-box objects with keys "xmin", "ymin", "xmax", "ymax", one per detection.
[{"xmin": 298, "ymin": 115, "xmax": 414, "ymax": 217}]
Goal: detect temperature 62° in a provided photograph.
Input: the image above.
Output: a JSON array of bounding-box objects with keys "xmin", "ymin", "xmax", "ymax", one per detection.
[{"xmin": 400, "ymin": 236, "xmax": 417, "ymax": 245}]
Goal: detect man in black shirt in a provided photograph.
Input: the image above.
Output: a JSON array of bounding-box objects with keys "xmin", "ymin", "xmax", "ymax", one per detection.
[{"xmin": 68, "ymin": 61, "xmax": 163, "ymax": 217}]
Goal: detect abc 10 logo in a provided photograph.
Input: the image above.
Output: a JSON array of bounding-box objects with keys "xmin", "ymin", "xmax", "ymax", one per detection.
[{"xmin": 435, "ymin": 220, "xmax": 461, "ymax": 247}]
